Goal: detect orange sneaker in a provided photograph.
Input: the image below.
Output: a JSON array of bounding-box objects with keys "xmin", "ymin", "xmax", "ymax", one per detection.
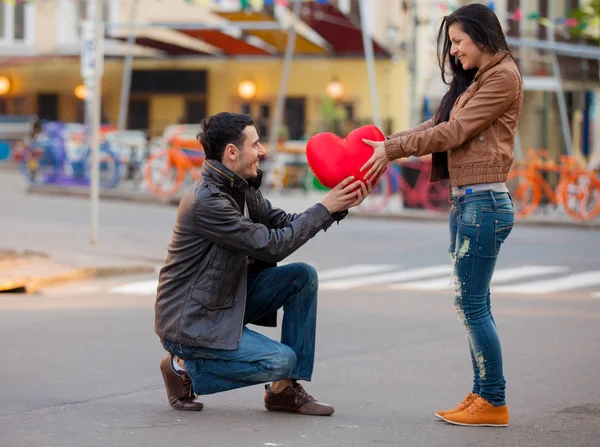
[
  {"xmin": 435, "ymin": 392, "xmax": 479, "ymax": 419},
  {"xmin": 442, "ymin": 396, "xmax": 509, "ymax": 427}
]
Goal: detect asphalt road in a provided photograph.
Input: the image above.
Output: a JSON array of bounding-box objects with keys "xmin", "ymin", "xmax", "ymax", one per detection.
[{"xmin": 1, "ymin": 169, "xmax": 600, "ymax": 446}]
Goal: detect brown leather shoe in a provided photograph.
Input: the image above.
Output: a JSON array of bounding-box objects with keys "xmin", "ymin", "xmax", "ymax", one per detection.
[
  {"xmin": 264, "ymin": 381, "xmax": 334, "ymax": 416},
  {"xmin": 159, "ymin": 354, "xmax": 203, "ymax": 411}
]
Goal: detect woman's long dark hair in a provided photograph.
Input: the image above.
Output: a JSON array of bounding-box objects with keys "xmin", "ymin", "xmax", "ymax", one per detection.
[{"xmin": 435, "ymin": 3, "xmax": 513, "ymax": 125}]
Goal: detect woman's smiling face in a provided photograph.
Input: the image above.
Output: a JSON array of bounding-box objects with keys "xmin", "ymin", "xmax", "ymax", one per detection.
[{"xmin": 448, "ymin": 23, "xmax": 485, "ymax": 71}]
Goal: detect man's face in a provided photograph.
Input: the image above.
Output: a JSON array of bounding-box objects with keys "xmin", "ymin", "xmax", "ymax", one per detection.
[{"xmin": 232, "ymin": 125, "xmax": 266, "ymax": 180}]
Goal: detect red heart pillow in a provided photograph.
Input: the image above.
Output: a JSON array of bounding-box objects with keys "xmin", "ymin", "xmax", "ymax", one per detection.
[{"xmin": 306, "ymin": 124, "xmax": 385, "ymax": 188}]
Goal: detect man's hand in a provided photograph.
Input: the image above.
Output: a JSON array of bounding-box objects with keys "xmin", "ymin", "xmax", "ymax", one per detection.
[
  {"xmin": 321, "ymin": 176, "xmax": 363, "ymax": 214},
  {"xmin": 347, "ymin": 179, "xmax": 373, "ymax": 209}
]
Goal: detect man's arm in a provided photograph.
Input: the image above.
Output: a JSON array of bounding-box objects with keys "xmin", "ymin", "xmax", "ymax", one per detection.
[
  {"xmin": 263, "ymin": 197, "xmax": 348, "ymax": 229},
  {"xmin": 195, "ymin": 195, "xmax": 334, "ymax": 263},
  {"xmin": 263, "ymin": 196, "xmax": 300, "ymax": 229}
]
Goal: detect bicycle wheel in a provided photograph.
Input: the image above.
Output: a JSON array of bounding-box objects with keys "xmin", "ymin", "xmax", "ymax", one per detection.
[
  {"xmin": 506, "ymin": 170, "xmax": 540, "ymax": 217},
  {"xmin": 361, "ymin": 171, "xmax": 393, "ymax": 213},
  {"xmin": 20, "ymin": 143, "xmax": 61, "ymax": 184},
  {"xmin": 144, "ymin": 149, "xmax": 186, "ymax": 197},
  {"xmin": 561, "ymin": 172, "xmax": 600, "ymax": 221},
  {"xmin": 87, "ymin": 148, "xmax": 121, "ymax": 189}
]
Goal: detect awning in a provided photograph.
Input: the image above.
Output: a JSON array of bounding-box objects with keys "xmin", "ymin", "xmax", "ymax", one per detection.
[
  {"xmin": 215, "ymin": 10, "xmax": 328, "ymax": 54},
  {"xmin": 104, "ymin": 2, "xmax": 390, "ymax": 59},
  {"xmin": 297, "ymin": 2, "xmax": 389, "ymax": 56},
  {"xmin": 177, "ymin": 30, "xmax": 272, "ymax": 56}
]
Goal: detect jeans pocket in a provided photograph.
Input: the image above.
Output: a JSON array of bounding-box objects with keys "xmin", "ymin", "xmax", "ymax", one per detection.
[
  {"xmin": 494, "ymin": 219, "xmax": 514, "ymax": 255},
  {"xmin": 459, "ymin": 203, "xmax": 480, "ymax": 227}
]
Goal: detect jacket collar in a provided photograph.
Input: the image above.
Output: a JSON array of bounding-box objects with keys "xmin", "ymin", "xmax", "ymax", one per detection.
[
  {"xmin": 202, "ymin": 159, "xmax": 263, "ymax": 191},
  {"xmin": 474, "ymin": 51, "xmax": 509, "ymax": 80}
]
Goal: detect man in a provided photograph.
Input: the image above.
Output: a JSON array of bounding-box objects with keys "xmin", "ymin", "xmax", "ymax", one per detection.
[{"xmin": 155, "ymin": 112, "xmax": 371, "ymax": 416}]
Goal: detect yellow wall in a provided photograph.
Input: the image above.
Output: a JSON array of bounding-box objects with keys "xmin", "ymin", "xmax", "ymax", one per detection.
[{"xmin": 1, "ymin": 57, "xmax": 409, "ymax": 137}]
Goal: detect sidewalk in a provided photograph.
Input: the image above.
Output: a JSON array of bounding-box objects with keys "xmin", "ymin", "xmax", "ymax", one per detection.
[
  {"xmin": 26, "ymin": 181, "xmax": 600, "ymax": 230},
  {"xmin": 0, "ymin": 248, "xmax": 155, "ymax": 293}
]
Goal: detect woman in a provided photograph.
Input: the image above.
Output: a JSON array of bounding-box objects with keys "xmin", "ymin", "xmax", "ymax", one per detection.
[{"xmin": 362, "ymin": 4, "xmax": 523, "ymax": 427}]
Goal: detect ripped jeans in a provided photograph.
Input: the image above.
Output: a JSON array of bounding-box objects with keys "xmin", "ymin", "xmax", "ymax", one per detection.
[{"xmin": 449, "ymin": 191, "xmax": 514, "ymax": 406}]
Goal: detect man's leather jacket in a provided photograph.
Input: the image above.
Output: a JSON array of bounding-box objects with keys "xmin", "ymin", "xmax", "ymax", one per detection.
[{"xmin": 154, "ymin": 160, "xmax": 338, "ymax": 350}]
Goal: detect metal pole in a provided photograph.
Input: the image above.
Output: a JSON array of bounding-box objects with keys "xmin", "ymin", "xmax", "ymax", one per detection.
[
  {"xmin": 359, "ymin": 0, "xmax": 382, "ymax": 129},
  {"xmin": 547, "ymin": 1, "xmax": 573, "ymax": 156},
  {"xmin": 117, "ymin": 0, "xmax": 140, "ymax": 131},
  {"xmin": 409, "ymin": 0, "xmax": 418, "ymax": 127},
  {"xmin": 267, "ymin": 0, "xmax": 301, "ymax": 153},
  {"xmin": 90, "ymin": 0, "xmax": 102, "ymax": 245}
]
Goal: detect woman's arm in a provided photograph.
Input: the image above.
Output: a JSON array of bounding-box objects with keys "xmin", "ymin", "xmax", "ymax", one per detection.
[
  {"xmin": 384, "ymin": 68, "xmax": 521, "ymax": 160},
  {"xmin": 386, "ymin": 118, "xmax": 436, "ymax": 140}
]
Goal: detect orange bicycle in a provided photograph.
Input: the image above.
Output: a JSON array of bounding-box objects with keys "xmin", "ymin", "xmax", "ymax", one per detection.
[
  {"xmin": 507, "ymin": 149, "xmax": 600, "ymax": 220},
  {"xmin": 562, "ymin": 164, "xmax": 600, "ymax": 221},
  {"xmin": 144, "ymin": 133, "xmax": 205, "ymax": 198}
]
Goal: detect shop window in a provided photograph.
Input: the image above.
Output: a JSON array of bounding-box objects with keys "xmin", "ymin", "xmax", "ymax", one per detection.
[
  {"xmin": 284, "ymin": 98, "xmax": 306, "ymax": 141},
  {"xmin": 186, "ymin": 100, "xmax": 206, "ymax": 124},
  {"xmin": 38, "ymin": 94, "xmax": 59, "ymax": 121}
]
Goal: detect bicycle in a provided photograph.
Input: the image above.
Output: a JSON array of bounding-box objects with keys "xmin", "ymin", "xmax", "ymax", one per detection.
[
  {"xmin": 506, "ymin": 149, "xmax": 599, "ymax": 220},
  {"xmin": 144, "ymin": 133, "xmax": 205, "ymax": 198},
  {"xmin": 20, "ymin": 121, "xmax": 122, "ymax": 189},
  {"xmin": 360, "ymin": 157, "xmax": 450, "ymax": 213}
]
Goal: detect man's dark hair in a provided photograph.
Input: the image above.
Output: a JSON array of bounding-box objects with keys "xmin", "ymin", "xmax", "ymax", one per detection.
[{"xmin": 198, "ymin": 112, "xmax": 254, "ymax": 161}]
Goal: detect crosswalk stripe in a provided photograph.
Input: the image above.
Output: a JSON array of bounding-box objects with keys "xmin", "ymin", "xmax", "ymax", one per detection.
[
  {"xmin": 318, "ymin": 264, "xmax": 397, "ymax": 281},
  {"xmin": 320, "ymin": 265, "xmax": 452, "ymax": 290},
  {"xmin": 388, "ymin": 265, "xmax": 569, "ymax": 291},
  {"xmin": 110, "ymin": 279, "xmax": 158, "ymax": 295},
  {"xmin": 490, "ymin": 265, "xmax": 570, "ymax": 283},
  {"xmin": 592, "ymin": 291, "xmax": 600, "ymax": 298},
  {"xmin": 495, "ymin": 271, "xmax": 600, "ymax": 294}
]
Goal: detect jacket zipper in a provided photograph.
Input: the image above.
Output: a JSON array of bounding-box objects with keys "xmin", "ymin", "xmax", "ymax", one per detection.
[
  {"xmin": 240, "ymin": 192, "xmax": 261, "ymax": 341},
  {"xmin": 239, "ymin": 264, "xmax": 247, "ymax": 340}
]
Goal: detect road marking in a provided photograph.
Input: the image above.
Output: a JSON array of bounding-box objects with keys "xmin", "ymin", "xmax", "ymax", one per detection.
[
  {"xmin": 495, "ymin": 271, "xmax": 600, "ymax": 294},
  {"xmin": 110, "ymin": 279, "xmax": 158, "ymax": 295},
  {"xmin": 591, "ymin": 291, "xmax": 600, "ymax": 298},
  {"xmin": 318, "ymin": 264, "xmax": 397, "ymax": 281},
  {"xmin": 388, "ymin": 265, "xmax": 569, "ymax": 291},
  {"xmin": 320, "ymin": 265, "xmax": 452, "ymax": 290}
]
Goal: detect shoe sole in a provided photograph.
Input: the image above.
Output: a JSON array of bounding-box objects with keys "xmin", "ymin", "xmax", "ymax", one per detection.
[
  {"xmin": 265, "ymin": 404, "xmax": 334, "ymax": 416},
  {"xmin": 160, "ymin": 359, "xmax": 203, "ymax": 411},
  {"xmin": 441, "ymin": 417, "xmax": 508, "ymax": 427}
]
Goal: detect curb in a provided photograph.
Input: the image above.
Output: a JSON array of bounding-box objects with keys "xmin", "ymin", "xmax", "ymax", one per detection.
[
  {"xmin": 26, "ymin": 184, "xmax": 600, "ymax": 230},
  {"xmin": 349, "ymin": 210, "xmax": 600, "ymax": 230},
  {"xmin": 26, "ymin": 184, "xmax": 181, "ymax": 206},
  {"xmin": 0, "ymin": 263, "xmax": 155, "ymax": 293}
]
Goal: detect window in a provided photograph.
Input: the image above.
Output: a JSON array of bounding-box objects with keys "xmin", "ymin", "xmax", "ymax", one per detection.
[
  {"xmin": 14, "ymin": 2, "xmax": 24, "ymax": 40},
  {"xmin": 0, "ymin": 4, "xmax": 4, "ymax": 39},
  {"xmin": 0, "ymin": 1, "xmax": 33, "ymax": 45},
  {"xmin": 76, "ymin": 0, "xmax": 108, "ymax": 22}
]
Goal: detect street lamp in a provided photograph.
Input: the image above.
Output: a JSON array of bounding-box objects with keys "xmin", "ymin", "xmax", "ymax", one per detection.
[
  {"xmin": 0, "ymin": 76, "xmax": 11, "ymax": 95},
  {"xmin": 74, "ymin": 84, "xmax": 88, "ymax": 100},
  {"xmin": 326, "ymin": 79, "xmax": 344, "ymax": 100},
  {"xmin": 238, "ymin": 80, "xmax": 257, "ymax": 100}
]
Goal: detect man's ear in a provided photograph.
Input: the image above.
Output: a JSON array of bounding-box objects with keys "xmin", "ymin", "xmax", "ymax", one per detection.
[{"xmin": 223, "ymin": 143, "xmax": 238, "ymax": 161}]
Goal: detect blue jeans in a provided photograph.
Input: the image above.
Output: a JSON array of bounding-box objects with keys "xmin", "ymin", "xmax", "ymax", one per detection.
[
  {"xmin": 449, "ymin": 191, "xmax": 514, "ymax": 406},
  {"xmin": 162, "ymin": 262, "xmax": 318, "ymax": 395}
]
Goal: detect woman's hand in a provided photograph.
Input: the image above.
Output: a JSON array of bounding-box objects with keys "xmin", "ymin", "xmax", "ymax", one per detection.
[{"xmin": 360, "ymin": 139, "xmax": 390, "ymax": 181}]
